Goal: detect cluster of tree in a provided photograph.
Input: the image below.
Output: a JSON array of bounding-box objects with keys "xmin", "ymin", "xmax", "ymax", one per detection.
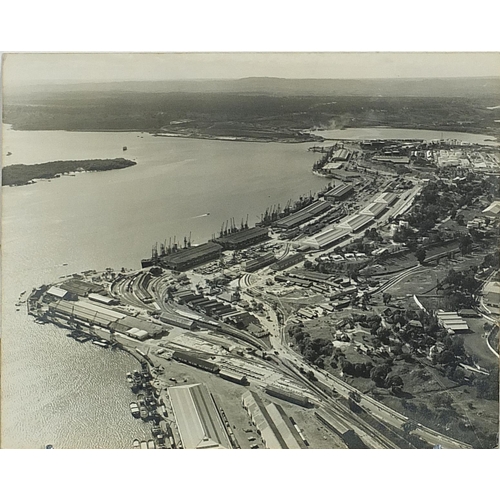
[
  {"xmin": 364, "ymin": 228, "xmax": 383, "ymax": 242},
  {"xmin": 441, "ymin": 268, "xmax": 480, "ymax": 309},
  {"xmin": 338, "ymin": 355, "xmax": 404, "ymax": 394},
  {"xmin": 482, "ymin": 250, "xmax": 500, "ymax": 269},
  {"xmin": 2, "ymin": 158, "xmax": 137, "ymax": 186},
  {"xmin": 393, "ymin": 226, "xmax": 414, "ymax": 243},
  {"xmin": 458, "ymin": 234, "xmax": 473, "ymax": 255},
  {"xmin": 339, "ymin": 358, "xmax": 373, "ymax": 378},
  {"xmin": 415, "ymin": 247, "xmax": 427, "ymax": 264},
  {"xmin": 288, "ymin": 325, "xmax": 333, "ymax": 367},
  {"xmin": 405, "ymin": 178, "xmax": 489, "ymax": 236}
]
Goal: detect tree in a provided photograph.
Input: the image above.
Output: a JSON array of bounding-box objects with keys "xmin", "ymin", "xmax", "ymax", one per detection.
[
  {"xmin": 437, "ymin": 349, "xmax": 456, "ymax": 366},
  {"xmin": 459, "ymin": 234, "xmax": 473, "ymax": 256},
  {"xmin": 415, "ymin": 247, "xmax": 427, "ymax": 264},
  {"xmin": 386, "ymin": 374, "xmax": 404, "ymax": 394},
  {"xmin": 370, "ymin": 364, "xmax": 391, "ymax": 387},
  {"xmin": 383, "ymin": 292, "xmax": 392, "ymax": 306}
]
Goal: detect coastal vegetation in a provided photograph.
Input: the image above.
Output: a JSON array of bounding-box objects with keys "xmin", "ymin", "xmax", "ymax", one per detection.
[{"xmin": 2, "ymin": 158, "xmax": 136, "ymax": 186}]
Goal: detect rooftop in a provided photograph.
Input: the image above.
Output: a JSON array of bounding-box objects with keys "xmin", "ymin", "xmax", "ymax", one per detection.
[
  {"xmin": 160, "ymin": 242, "xmax": 222, "ymax": 266},
  {"xmin": 168, "ymin": 383, "xmax": 231, "ymax": 449}
]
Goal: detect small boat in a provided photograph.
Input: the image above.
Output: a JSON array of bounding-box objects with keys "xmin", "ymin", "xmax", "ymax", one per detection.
[
  {"xmin": 45, "ymin": 444, "xmax": 54, "ymax": 449},
  {"xmin": 123, "ymin": 146, "xmax": 128, "ymax": 151},
  {"xmin": 147, "ymin": 440, "xmax": 156, "ymax": 449},
  {"xmin": 140, "ymin": 407, "xmax": 149, "ymax": 420},
  {"xmin": 132, "ymin": 439, "xmax": 140, "ymax": 449},
  {"xmin": 129, "ymin": 402, "xmax": 140, "ymax": 418},
  {"xmin": 6, "ymin": 151, "xmax": 12, "ymax": 156},
  {"xmin": 92, "ymin": 339, "xmax": 109, "ymax": 348},
  {"xmin": 62, "ymin": 263, "xmax": 68, "ymax": 266},
  {"xmin": 140, "ymin": 441, "xmax": 148, "ymax": 449}
]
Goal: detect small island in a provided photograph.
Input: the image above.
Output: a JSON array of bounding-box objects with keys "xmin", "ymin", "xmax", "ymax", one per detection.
[{"xmin": 2, "ymin": 158, "xmax": 137, "ymax": 186}]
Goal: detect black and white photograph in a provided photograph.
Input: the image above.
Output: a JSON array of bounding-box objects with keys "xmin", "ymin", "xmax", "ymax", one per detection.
[{"xmin": 1, "ymin": 51, "xmax": 498, "ymax": 454}]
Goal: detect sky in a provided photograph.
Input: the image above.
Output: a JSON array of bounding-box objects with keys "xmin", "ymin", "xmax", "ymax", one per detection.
[{"xmin": 3, "ymin": 52, "xmax": 500, "ymax": 86}]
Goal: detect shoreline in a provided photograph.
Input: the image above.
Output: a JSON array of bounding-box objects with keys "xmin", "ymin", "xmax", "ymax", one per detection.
[{"xmin": 5, "ymin": 123, "xmax": 499, "ymax": 144}]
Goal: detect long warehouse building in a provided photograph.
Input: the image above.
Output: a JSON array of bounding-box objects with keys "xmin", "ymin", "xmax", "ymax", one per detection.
[
  {"xmin": 275, "ymin": 200, "xmax": 331, "ymax": 230},
  {"xmin": 241, "ymin": 391, "xmax": 305, "ymax": 449},
  {"xmin": 215, "ymin": 227, "xmax": 269, "ymax": 249},
  {"xmin": 303, "ymin": 226, "xmax": 350, "ymax": 250},
  {"xmin": 159, "ymin": 242, "xmax": 222, "ymax": 271},
  {"xmin": 168, "ymin": 383, "xmax": 231, "ymax": 449}
]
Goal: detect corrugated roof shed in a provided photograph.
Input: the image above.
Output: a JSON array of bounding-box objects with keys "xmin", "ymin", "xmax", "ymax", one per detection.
[
  {"xmin": 375, "ymin": 192, "xmax": 399, "ymax": 205},
  {"xmin": 168, "ymin": 383, "xmax": 230, "ymax": 449},
  {"xmin": 339, "ymin": 214, "xmax": 375, "ymax": 232},
  {"xmin": 360, "ymin": 202, "xmax": 387, "ymax": 218},
  {"xmin": 303, "ymin": 227, "xmax": 350, "ymax": 249}
]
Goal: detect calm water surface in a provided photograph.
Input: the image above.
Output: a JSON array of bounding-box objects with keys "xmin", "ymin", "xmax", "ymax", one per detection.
[
  {"xmin": 1, "ymin": 127, "xmax": 327, "ymax": 448},
  {"xmin": 318, "ymin": 127, "xmax": 500, "ymax": 146}
]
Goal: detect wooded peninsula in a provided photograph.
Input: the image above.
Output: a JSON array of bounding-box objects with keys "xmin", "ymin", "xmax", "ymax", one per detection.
[{"xmin": 2, "ymin": 158, "xmax": 137, "ymax": 186}]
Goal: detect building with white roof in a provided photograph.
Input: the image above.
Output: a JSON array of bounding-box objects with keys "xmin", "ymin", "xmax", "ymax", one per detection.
[
  {"xmin": 168, "ymin": 383, "xmax": 231, "ymax": 449},
  {"xmin": 482, "ymin": 201, "xmax": 500, "ymax": 218}
]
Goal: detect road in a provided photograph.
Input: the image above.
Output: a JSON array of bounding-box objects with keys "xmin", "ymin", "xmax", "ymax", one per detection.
[{"xmin": 478, "ymin": 273, "xmax": 499, "ymax": 360}]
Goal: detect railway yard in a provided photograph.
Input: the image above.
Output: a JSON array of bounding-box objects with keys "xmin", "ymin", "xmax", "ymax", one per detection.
[{"xmin": 24, "ymin": 138, "xmax": 499, "ymax": 449}]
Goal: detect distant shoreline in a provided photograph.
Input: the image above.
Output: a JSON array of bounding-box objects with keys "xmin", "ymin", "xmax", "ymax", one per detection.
[
  {"xmin": 2, "ymin": 158, "xmax": 137, "ymax": 187},
  {"xmin": 4, "ymin": 123, "xmax": 498, "ymax": 144}
]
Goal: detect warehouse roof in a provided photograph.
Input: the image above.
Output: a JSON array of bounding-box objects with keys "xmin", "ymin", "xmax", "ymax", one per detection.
[
  {"xmin": 360, "ymin": 202, "xmax": 387, "ymax": 218},
  {"xmin": 339, "ymin": 214, "xmax": 374, "ymax": 232},
  {"xmin": 324, "ymin": 183, "xmax": 353, "ymax": 199},
  {"xmin": 241, "ymin": 391, "xmax": 302, "ymax": 449},
  {"xmin": 168, "ymin": 384, "xmax": 230, "ymax": 449},
  {"xmin": 332, "ymin": 149, "xmax": 350, "ymax": 160},
  {"xmin": 216, "ymin": 226, "xmax": 269, "ymax": 246},
  {"xmin": 303, "ymin": 227, "xmax": 350, "ymax": 249},
  {"xmin": 375, "ymin": 192, "xmax": 399, "ymax": 205},
  {"xmin": 276, "ymin": 200, "xmax": 331, "ymax": 229},
  {"xmin": 160, "ymin": 242, "xmax": 222, "ymax": 266}
]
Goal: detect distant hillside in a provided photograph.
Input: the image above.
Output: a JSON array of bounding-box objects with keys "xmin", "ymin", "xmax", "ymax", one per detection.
[
  {"xmin": 6, "ymin": 76, "xmax": 500, "ymax": 99},
  {"xmin": 3, "ymin": 77, "xmax": 499, "ymax": 140}
]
